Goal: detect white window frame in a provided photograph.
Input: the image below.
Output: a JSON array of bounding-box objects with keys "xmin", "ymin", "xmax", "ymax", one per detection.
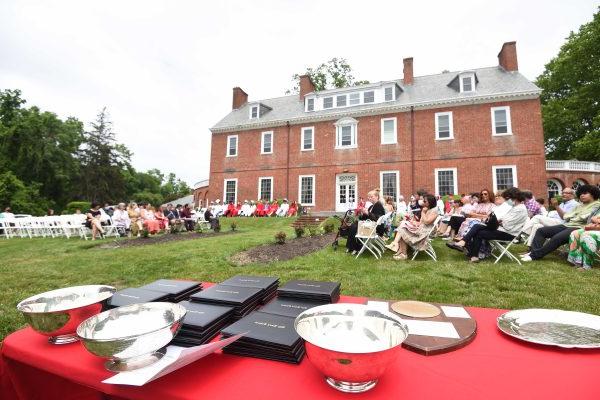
[
  {"xmin": 459, "ymin": 73, "xmax": 476, "ymax": 93},
  {"xmin": 323, "ymin": 97, "xmax": 334, "ymax": 109},
  {"xmin": 298, "ymin": 174, "xmax": 316, "ymax": 206},
  {"xmin": 249, "ymin": 105, "xmax": 259, "ymax": 119},
  {"xmin": 226, "ymin": 135, "xmax": 238, "ymax": 157},
  {"xmin": 434, "ymin": 168, "xmax": 458, "ymax": 196},
  {"xmin": 380, "ymin": 117, "xmax": 397, "ymax": 145},
  {"xmin": 492, "ymin": 165, "xmax": 518, "ymax": 193},
  {"xmin": 363, "ymin": 90, "xmax": 375, "ymax": 103},
  {"xmin": 336, "ymin": 94, "xmax": 347, "ymax": 107},
  {"xmin": 305, "ymin": 97, "xmax": 315, "ymax": 112},
  {"xmin": 380, "ymin": 170, "xmax": 400, "ymax": 201},
  {"xmin": 257, "ymin": 177, "xmax": 273, "ymax": 202},
  {"xmin": 491, "ymin": 106, "xmax": 512, "ymax": 136},
  {"xmin": 223, "ymin": 178, "xmax": 238, "ymax": 204},
  {"xmin": 261, "ymin": 131, "xmax": 273, "ymax": 155},
  {"xmin": 301, "ymin": 126, "xmax": 314, "ymax": 151},
  {"xmin": 435, "ymin": 112, "xmax": 454, "ymax": 140},
  {"xmin": 334, "ymin": 117, "xmax": 358, "ymax": 149},
  {"xmin": 349, "ymin": 92, "xmax": 360, "ymax": 106}
]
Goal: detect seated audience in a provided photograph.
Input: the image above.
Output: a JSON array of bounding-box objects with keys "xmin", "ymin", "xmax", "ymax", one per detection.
[
  {"xmin": 537, "ymin": 198, "xmax": 548, "ymax": 216},
  {"xmin": 386, "ymin": 193, "xmax": 438, "ymax": 260},
  {"xmin": 224, "ymin": 201, "xmax": 238, "ymax": 217},
  {"xmin": 408, "ymin": 195, "xmax": 421, "ymax": 219},
  {"xmin": 346, "ymin": 189, "xmax": 386, "ymax": 255},
  {"xmin": 522, "ymin": 185, "xmax": 600, "ymax": 262},
  {"xmin": 181, "ymin": 203, "xmax": 195, "ymax": 231},
  {"xmin": 287, "ymin": 201, "xmax": 298, "ymax": 217},
  {"xmin": 444, "ymin": 195, "xmax": 473, "ymax": 240},
  {"xmin": 86, "ymin": 202, "xmax": 105, "ymax": 240},
  {"xmin": 127, "ymin": 203, "xmax": 143, "ymax": 237},
  {"xmin": 0, "ymin": 207, "xmax": 15, "ymax": 219},
  {"xmin": 255, "ymin": 200, "xmax": 265, "ymax": 217},
  {"xmin": 436, "ymin": 195, "xmax": 445, "ymax": 215},
  {"xmin": 112, "ymin": 203, "xmax": 131, "ymax": 233},
  {"xmin": 384, "ymin": 196, "xmax": 396, "ymax": 214},
  {"xmin": 455, "ymin": 189, "xmax": 495, "ymax": 239},
  {"xmin": 492, "ymin": 191, "xmax": 512, "ymax": 219},
  {"xmin": 142, "ymin": 205, "xmax": 160, "ymax": 234},
  {"xmin": 204, "ymin": 205, "xmax": 220, "ymax": 230},
  {"xmin": 267, "ymin": 200, "xmax": 278, "ymax": 217},
  {"xmin": 355, "ymin": 197, "xmax": 366, "ymax": 214},
  {"xmin": 523, "ymin": 190, "xmax": 542, "ymax": 218},
  {"xmin": 436, "ymin": 199, "xmax": 462, "ymax": 236},
  {"xmin": 155, "ymin": 206, "xmax": 169, "ymax": 230},
  {"xmin": 165, "ymin": 203, "xmax": 184, "ymax": 231},
  {"xmin": 567, "ymin": 212, "xmax": 600, "ymax": 271},
  {"xmin": 213, "ymin": 199, "xmax": 224, "ymax": 217},
  {"xmin": 277, "ymin": 199, "xmax": 290, "ymax": 217},
  {"xmin": 103, "ymin": 203, "xmax": 114, "ymax": 217},
  {"xmin": 396, "ymin": 195, "xmax": 407, "ymax": 215}
]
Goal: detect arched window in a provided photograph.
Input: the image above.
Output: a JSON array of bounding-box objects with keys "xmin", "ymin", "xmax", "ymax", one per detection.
[
  {"xmin": 572, "ymin": 179, "xmax": 587, "ymax": 191},
  {"xmin": 547, "ymin": 179, "xmax": 562, "ymax": 199}
]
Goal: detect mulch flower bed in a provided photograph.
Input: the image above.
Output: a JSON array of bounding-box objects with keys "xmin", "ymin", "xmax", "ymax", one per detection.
[
  {"xmin": 97, "ymin": 230, "xmax": 235, "ymax": 249},
  {"xmin": 230, "ymin": 233, "xmax": 335, "ymax": 266}
]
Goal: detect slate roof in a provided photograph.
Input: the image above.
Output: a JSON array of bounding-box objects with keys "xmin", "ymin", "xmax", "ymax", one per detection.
[{"xmin": 211, "ymin": 66, "xmax": 541, "ymax": 133}]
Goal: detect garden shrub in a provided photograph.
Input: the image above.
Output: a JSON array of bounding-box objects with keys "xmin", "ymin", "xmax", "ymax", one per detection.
[{"xmin": 274, "ymin": 231, "xmax": 286, "ymax": 244}]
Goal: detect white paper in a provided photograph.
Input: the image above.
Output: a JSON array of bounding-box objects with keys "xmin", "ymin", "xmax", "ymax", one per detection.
[
  {"xmin": 102, "ymin": 333, "xmax": 245, "ymax": 386},
  {"xmin": 366, "ymin": 301, "xmax": 390, "ymax": 313},
  {"xmin": 441, "ymin": 306, "xmax": 471, "ymax": 319},
  {"xmin": 401, "ymin": 320, "xmax": 460, "ymax": 339}
]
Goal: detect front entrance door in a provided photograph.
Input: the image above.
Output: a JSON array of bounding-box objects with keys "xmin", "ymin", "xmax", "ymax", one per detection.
[{"xmin": 336, "ymin": 174, "xmax": 357, "ymax": 212}]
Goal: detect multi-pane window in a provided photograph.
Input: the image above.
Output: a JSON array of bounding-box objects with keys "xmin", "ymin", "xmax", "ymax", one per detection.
[
  {"xmin": 224, "ymin": 179, "xmax": 237, "ymax": 204},
  {"xmin": 435, "ymin": 112, "xmax": 453, "ymax": 140},
  {"xmin": 301, "ymin": 127, "xmax": 314, "ymax": 151},
  {"xmin": 363, "ymin": 91, "xmax": 375, "ymax": 103},
  {"xmin": 547, "ymin": 180, "xmax": 562, "ymax": 199},
  {"xmin": 299, "ymin": 175, "xmax": 315, "ymax": 206},
  {"xmin": 384, "ymin": 87, "xmax": 394, "ymax": 101},
  {"xmin": 336, "ymin": 95, "xmax": 347, "ymax": 107},
  {"xmin": 381, "ymin": 171, "xmax": 399, "ymax": 202},
  {"xmin": 491, "ymin": 106, "xmax": 512, "ymax": 135},
  {"xmin": 261, "ymin": 131, "xmax": 273, "ymax": 154},
  {"xmin": 227, "ymin": 135, "xmax": 238, "ymax": 157},
  {"xmin": 335, "ymin": 118, "xmax": 358, "ymax": 148},
  {"xmin": 349, "ymin": 93, "xmax": 360, "ymax": 105},
  {"xmin": 461, "ymin": 77, "xmax": 473, "ymax": 92},
  {"xmin": 493, "ymin": 166, "xmax": 517, "ymax": 192},
  {"xmin": 250, "ymin": 105, "xmax": 259, "ymax": 119},
  {"xmin": 381, "ymin": 118, "xmax": 397, "ymax": 144},
  {"xmin": 436, "ymin": 169, "xmax": 457, "ymax": 196},
  {"xmin": 323, "ymin": 97, "xmax": 334, "ymax": 109},
  {"xmin": 258, "ymin": 177, "xmax": 273, "ymax": 201},
  {"xmin": 306, "ymin": 98, "xmax": 315, "ymax": 112}
]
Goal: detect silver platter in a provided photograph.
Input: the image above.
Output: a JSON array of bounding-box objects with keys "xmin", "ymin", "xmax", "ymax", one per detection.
[{"xmin": 497, "ymin": 308, "xmax": 600, "ymax": 348}]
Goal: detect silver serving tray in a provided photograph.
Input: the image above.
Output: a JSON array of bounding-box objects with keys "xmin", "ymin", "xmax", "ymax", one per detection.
[{"xmin": 497, "ymin": 308, "xmax": 600, "ymax": 348}]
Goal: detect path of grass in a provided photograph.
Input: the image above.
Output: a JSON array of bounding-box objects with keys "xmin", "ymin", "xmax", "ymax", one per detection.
[{"xmin": 1, "ymin": 217, "xmax": 599, "ymax": 340}]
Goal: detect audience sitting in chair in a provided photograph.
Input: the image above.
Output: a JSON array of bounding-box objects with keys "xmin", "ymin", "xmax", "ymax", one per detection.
[
  {"xmin": 127, "ymin": 203, "xmax": 143, "ymax": 237},
  {"xmin": 567, "ymin": 211, "xmax": 600, "ymax": 271},
  {"xmin": 112, "ymin": 203, "xmax": 131, "ymax": 235},
  {"xmin": 384, "ymin": 196, "xmax": 396, "ymax": 213},
  {"xmin": 523, "ymin": 190, "xmax": 542, "ymax": 218},
  {"xmin": 181, "ymin": 204, "xmax": 195, "ymax": 231},
  {"xmin": 141, "ymin": 204, "xmax": 160, "ymax": 234},
  {"xmin": 386, "ymin": 193, "xmax": 439, "ymax": 260},
  {"xmin": 155, "ymin": 206, "xmax": 170, "ymax": 231},
  {"xmin": 443, "ymin": 195, "xmax": 474, "ymax": 240},
  {"xmin": 521, "ymin": 185, "xmax": 600, "ymax": 262},
  {"xmin": 86, "ymin": 202, "xmax": 105, "ymax": 240},
  {"xmin": 346, "ymin": 189, "xmax": 386, "ymax": 255},
  {"xmin": 436, "ymin": 199, "xmax": 462, "ymax": 237},
  {"xmin": 204, "ymin": 205, "xmax": 220, "ymax": 230},
  {"xmin": 454, "ymin": 189, "xmax": 496, "ymax": 240}
]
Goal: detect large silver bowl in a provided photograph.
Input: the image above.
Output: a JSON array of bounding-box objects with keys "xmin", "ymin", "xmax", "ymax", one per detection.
[
  {"xmin": 17, "ymin": 285, "xmax": 116, "ymax": 344},
  {"xmin": 295, "ymin": 303, "xmax": 408, "ymax": 393},
  {"xmin": 77, "ymin": 302, "xmax": 186, "ymax": 372}
]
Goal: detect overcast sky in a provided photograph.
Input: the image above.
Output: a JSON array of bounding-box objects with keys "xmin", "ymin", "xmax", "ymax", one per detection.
[{"xmin": 1, "ymin": 1, "xmax": 597, "ymax": 186}]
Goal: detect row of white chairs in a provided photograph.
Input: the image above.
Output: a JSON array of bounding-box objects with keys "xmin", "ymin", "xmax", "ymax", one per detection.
[{"xmin": 0, "ymin": 215, "xmax": 120, "ymax": 240}]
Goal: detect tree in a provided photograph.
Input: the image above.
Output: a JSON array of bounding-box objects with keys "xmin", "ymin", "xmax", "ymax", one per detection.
[
  {"xmin": 536, "ymin": 7, "xmax": 600, "ymax": 161},
  {"xmin": 0, "ymin": 171, "xmax": 48, "ymax": 215},
  {"xmin": 286, "ymin": 58, "xmax": 370, "ymax": 94}
]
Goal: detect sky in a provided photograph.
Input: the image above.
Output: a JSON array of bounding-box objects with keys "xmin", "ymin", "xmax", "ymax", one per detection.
[{"xmin": 1, "ymin": 1, "xmax": 598, "ymax": 187}]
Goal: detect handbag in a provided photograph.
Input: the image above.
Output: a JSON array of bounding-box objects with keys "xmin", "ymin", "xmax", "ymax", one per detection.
[{"xmin": 484, "ymin": 212, "xmax": 499, "ymax": 231}]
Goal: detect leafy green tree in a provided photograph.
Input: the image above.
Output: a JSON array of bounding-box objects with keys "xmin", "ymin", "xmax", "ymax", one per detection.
[
  {"xmin": 286, "ymin": 58, "xmax": 370, "ymax": 94},
  {"xmin": 0, "ymin": 171, "xmax": 49, "ymax": 215},
  {"xmin": 160, "ymin": 173, "xmax": 191, "ymax": 203},
  {"xmin": 536, "ymin": 7, "xmax": 600, "ymax": 161}
]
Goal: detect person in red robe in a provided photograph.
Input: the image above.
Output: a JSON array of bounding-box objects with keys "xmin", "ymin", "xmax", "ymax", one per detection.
[
  {"xmin": 263, "ymin": 201, "xmax": 271, "ymax": 217},
  {"xmin": 224, "ymin": 201, "xmax": 236, "ymax": 217},
  {"xmin": 267, "ymin": 201, "xmax": 279, "ymax": 217},
  {"xmin": 255, "ymin": 200, "xmax": 265, "ymax": 217},
  {"xmin": 288, "ymin": 201, "xmax": 298, "ymax": 217},
  {"xmin": 234, "ymin": 202, "xmax": 242, "ymax": 216}
]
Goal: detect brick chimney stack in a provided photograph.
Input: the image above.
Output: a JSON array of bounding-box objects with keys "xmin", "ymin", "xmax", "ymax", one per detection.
[
  {"xmin": 232, "ymin": 87, "xmax": 248, "ymax": 110},
  {"xmin": 299, "ymin": 75, "xmax": 316, "ymax": 99},
  {"xmin": 403, "ymin": 58, "xmax": 414, "ymax": 85},
  {"xmin": 498, "ymin": 41, "xmax": 518, "ymax": 72}
]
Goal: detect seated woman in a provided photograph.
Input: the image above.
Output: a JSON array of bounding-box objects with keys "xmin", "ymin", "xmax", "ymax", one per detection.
[
  {"xmin": 155, "ymin": 206, "xmax": 169, "ymax": 231},
  {"xmin": 451, "ymin": 188, "xmax": 528, "ymax": 263},
  {"xmin": 287, "ymin": 201, "xmax": 298, "ymax": 217},
  {"xmin": 112, "ymin": 203, "xmax": 131, "ymax": 235},
  {"xmin": 141, "ymin": 205, "xmax": 161, "ymax": 234},
  {"xmin": 255, "ymin": 200, "xmax": 265, "ymax": 217},
  {"xmin": 384, "ymin": 196, "xmax": 396, "ymax": 214},
  {"xmin": 445, "ymin": 195, "xmax": 474, "ymax": 240},
  {"xmin": 346, "ymin": 189, "xmax": 386, "ymax": 255},
  {"xmin": 267, "ymin": 201, "xmax": 279, "ymax": 217},
  {"xmin": 436, "ymin": 199, "xmax": 462, "ymax": 236},
  {"xmin": 127, "ymin": 203, "xmax": 143, "ymax": 237},
  {"xmin": 567, "ymin": 212, "xmax": 600, "ymax": 271},
  {"xmin": 86, "ymin": 202, "xmax": 105, "ymax": 240},
  {"xmin": 386, "ymin": 194, "xmax": 439, "ymax": 260},
  {"xmin": 455, "ymin": 189, "xmax": 495, "ymax": 239}
]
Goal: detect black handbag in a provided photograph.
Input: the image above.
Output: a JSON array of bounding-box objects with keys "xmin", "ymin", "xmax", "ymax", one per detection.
[{"xmin": 484, "ymin": 212, "xmax": 499, "ymax": 231}]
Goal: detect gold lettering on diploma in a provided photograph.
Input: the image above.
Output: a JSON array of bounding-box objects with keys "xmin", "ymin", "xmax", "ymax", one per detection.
[
  {"xmin": 119, "ymin": 294, "xmax": 140, "ymax": 299},
  {"xmin": 216, "ymin": 289, "xmax": 239, "ymax": 294},
  {"xmin": 239, "ymin": 279, "xmax": 260, "ymax": 283},
  {"xmin": 254, "ymin": 321, "xmax": 286, "ymax": 329},
  {"xmin": 281, "ymin": 304, "xmax": 308, "ymax": 310},
  {"xmin": 296, "ymin": 283, "xmax": 321, "ymax": 288}
]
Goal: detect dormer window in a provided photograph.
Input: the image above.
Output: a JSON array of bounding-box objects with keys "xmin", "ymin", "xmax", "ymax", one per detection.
[
  {"xmin": 306, "ymin": 98, "xmax": 315, "ymax": 112},
  {"xmin": 363, "ymin": 91, "xmax": 375, "ymax": 103},
  {"xmin": 250, "ymin": 105, "xmax": 259, "ymax": 119},
  {"xmin": 384, "ymin": 87, "xmax": 394, "ymax": 101},
  {"xmin": 349, "ymin": 93, "xmax": 360, "ymax": 105},
  {"xmin": 323, "ymin": 97, "xmax": 334, "ymax": 109},
  {"xmin": 336, "ymin": 95, "xmax": 347, "ymax": 107},
  {"xmin": 459, "ymin": 72, "xmax": 476, "ymax": 93}
]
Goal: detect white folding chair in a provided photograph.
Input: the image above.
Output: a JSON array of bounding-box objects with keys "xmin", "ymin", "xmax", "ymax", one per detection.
[
  {"xmin": 410, "ymin": 216, "xmax": 442, "ymax": 261},
  {"xmin": 489, "ymin": 234, "xmax": 523, "ymax": 265},
  {"xmin": 355, "ymin": 215, "xmax": 387, "ymax": 259},
  {"xmin": 196, "ymin": 214, "xmax": 211, "ymax": 230},
  {"xmin": 103, "ymin": 217, "xmax": 121, "ymax": 239}
]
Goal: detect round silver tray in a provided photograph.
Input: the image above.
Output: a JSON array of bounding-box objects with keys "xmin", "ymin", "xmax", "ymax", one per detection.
[{"xmin": 497, "ymin": 308, "xmax": 600, "ymax": 348}]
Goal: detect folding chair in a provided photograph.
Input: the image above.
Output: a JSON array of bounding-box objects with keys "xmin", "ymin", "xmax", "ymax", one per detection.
[
  {"xmin": 355, "ymin": 215, "xmax": 387, "ymax": 259},
  {"xmin": 196, "ymin": 214, "xmax": 211, "ymax": 231},
  {"xmin": 410, "ymin": 216, "xmax": 442, "ymax": 261},
  {"xmin": 489, "ymin": 232, "xmax": 523, "ymax": 265}
]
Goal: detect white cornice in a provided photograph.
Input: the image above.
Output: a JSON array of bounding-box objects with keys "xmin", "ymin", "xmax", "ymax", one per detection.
[{"xmin": 211, "ymin": 90, "xmax": 541, "ymax": 134}]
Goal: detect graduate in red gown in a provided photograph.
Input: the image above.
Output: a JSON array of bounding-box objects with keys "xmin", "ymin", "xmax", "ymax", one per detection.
[
  {"xmin": 255, "ymin": 200, "xmax": 265, "ymax": 217},
  {"xmin": 267, "ymin": 200, "xmax": 278, "ymax": 217},
  {"xmin": 287, "ymin": 201, "xmax": 298, "ymax": 217},
  {"xmin": 235, "ymin": 202, "xmax": 242, "ymax": 216},
  {"xmin": 224, "ymin": 201, "xmax": 236, "ymax": 217},
  {"xmin": 263, "ymin": 201, "xmax": 271, "ymax": 217}
]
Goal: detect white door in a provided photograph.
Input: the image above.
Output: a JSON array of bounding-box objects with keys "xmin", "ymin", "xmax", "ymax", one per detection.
[{"xmin": 336, "ymin": 174, "xmax": 357, "ymax": 212}]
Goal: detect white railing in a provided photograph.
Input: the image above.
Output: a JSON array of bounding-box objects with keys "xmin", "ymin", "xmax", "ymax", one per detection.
[{"xmin": 546, "ymin": 160, "xmax": 600, "ymax": 172}]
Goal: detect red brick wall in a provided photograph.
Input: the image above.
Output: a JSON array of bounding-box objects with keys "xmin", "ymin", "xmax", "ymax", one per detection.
[
  {"xmin": 209, "ymin": 98, "xmax": 547, "ymax": 211},
  {"xmin": 546, "ymin": 172, "xmax": 600, "ymax": 190},
  {"xmin": 193, "ymin": 186, "xmax": 209, "ymax": 208}
]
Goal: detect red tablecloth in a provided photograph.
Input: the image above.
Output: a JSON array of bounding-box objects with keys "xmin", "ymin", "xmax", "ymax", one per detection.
[{"xmin": 2, "ymin": 295, "xmax": 600, "ymax": 400}]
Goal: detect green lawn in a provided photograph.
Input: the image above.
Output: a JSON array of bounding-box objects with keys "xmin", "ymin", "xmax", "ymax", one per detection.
[{"xmin": 1, "ymin": 217, "xmax": 599, "ymax": 341}]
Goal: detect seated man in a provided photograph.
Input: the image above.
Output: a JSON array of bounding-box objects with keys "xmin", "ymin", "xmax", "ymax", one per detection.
[
  {"xmin": 165, "ymin": 203, "xmax": 184, "ymax": 231},
  {"xmin": 522, "ymin": 185, "xmax": 600, "ymax": 262},
  {"xmin": 204, "ymin": 206, "xmax": 220, "ymax": 231},
  {"xmin": 180, "ymin": 204, "xmax": 195, "ymax": 231},
  {"xmin": 276, "ymin": 199, "xmax": 290, "ymax": 217}
]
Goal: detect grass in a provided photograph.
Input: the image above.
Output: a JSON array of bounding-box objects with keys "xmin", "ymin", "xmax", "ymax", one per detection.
[{"xmin": 2, "ymin": 217, "xmax": 600, "ymax": 341}]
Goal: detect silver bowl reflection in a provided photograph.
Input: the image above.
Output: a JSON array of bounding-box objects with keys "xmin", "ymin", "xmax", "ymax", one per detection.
[
  {"xmin": 77, "ymin": 302, "xmax": 186, "ymax": 372},
  {"xmin": 17, "ymin": 285, "xmax": 116, "ymax": 344},
  {"xmin": 295, "ymin": 303, "xmax": 408, "ymax": 393}
]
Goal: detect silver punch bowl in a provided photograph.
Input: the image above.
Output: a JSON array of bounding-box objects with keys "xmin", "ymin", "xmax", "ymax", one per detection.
[
  {"xmin": 295, "ymin": 303, "xmax": 409, "ymax": 393},
  {"xmin": 77, "ymin": 302, "xmax": 186, "ymax": 372},
  {"xmin": 16, "ymin": 285, "xmax": 116, "ymax": 344}
]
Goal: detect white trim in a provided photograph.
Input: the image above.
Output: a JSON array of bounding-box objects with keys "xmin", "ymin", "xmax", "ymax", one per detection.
[
  {"xmin": 336, "ymin": 94, "xmax": 347, "ymax": 107},
  {"xmin": 435, "ymin": 111, "xmax": 454, "ymax": 140},
  {"xmin": 492, "ymin": 165, "xmax": 518, "ymax": 193},
  {"xmin": 383, "ymin": 85, "xmax": 395, "ymax": 102},
  {"xmin": 459, "ymin": 72, "xmax": 476, "ymax": 93},
  {"xmin": 336, "ymin": 173, "xmax": 358, "ymax": 212},
  {"xmin": 323, "ymin": 96, "xmax": 334, "ymax": 109},
  {"xmin": 261, "ymin": 131, "xmax": 273, "ymax": 154},
  {"xmin": 257, "ymin": 176, "xmax": 274, "ymax": 202},
  {"xmin": 380, "ymin": 117, "xmax": 397, "ymax": 145},
  {"xmin": 305, "ymin": 97, "xmax": 315, "ymax": 112},
  {"xmin": 491, "ymin": 106, "xmax": 512, "ymax": 136},
  {"xmin": 226, "ymin": 135, "xmax": 238, "ymax": 157},
  {"xmin": 298, "ymin": 174, "xmax": 316, "ymax": 206},
  {"xmin": 223, "ymin": 178, "xmax": 238, "ymax": 204},
  {"xmin": 334, "ymin": 117, "xmax": 358, "ymax": 149},
  {"xmin": 547, "ymin": 179, "xmax": 562, "ymax": 198},
  {"xmin": 301, "ymin": 126, "xmax": 314, "ymax": 151},
  {"xmin": 249, "ymin": 104, "xmax": 259, "ymax": 119},
  {"xmin": 380, "ymin": 170, "xmax": 400, "ymax": 201},
  {"xmin": 434, "ymin": 168, "xmax": 458, "ymax": 196}
]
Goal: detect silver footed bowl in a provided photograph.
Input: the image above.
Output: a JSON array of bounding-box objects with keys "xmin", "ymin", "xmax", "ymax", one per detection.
[
  {"xmin": 295, "ymin": 303, "xmax": 408, "ymax": 393},
  {"xmin": 17, "ymin": 285, "xmax": 116, "ymax": 344},
  {"xmin": 77, "ymin": 302, "xmax": 186, "ymax": 372}
]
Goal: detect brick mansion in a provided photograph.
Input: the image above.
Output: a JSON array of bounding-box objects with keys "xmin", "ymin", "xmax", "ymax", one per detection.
[{"xmin": 200, "ymin": 42, "xmax": 599, "ymax": 212}]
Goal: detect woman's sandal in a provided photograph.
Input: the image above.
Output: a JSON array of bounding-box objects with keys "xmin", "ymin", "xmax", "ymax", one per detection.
[
  {"xmin": 385, "ymin": 243, "xmax": 399, "ymax": 252},
  {"xmin": 393, "ymin": 253, "xmax": 407, "ymax": 260}
]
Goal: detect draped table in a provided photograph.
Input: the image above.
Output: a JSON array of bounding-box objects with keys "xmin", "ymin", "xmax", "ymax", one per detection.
[{"xmin": 2, "ymin": 294, "xmax": 600, "ymax": 400}]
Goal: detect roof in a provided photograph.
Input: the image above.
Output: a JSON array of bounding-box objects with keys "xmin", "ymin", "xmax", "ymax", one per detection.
[
  {"xmin": 193, "ymin": 179, "xmax": 209, "ymax": 189},
  {"xmin": 211, "ymin": 66, "xmax": 541, "ymax": 133},
  {"xmin": 162, "ymin": 194, "xmax": 193, "ymax": 207}
]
